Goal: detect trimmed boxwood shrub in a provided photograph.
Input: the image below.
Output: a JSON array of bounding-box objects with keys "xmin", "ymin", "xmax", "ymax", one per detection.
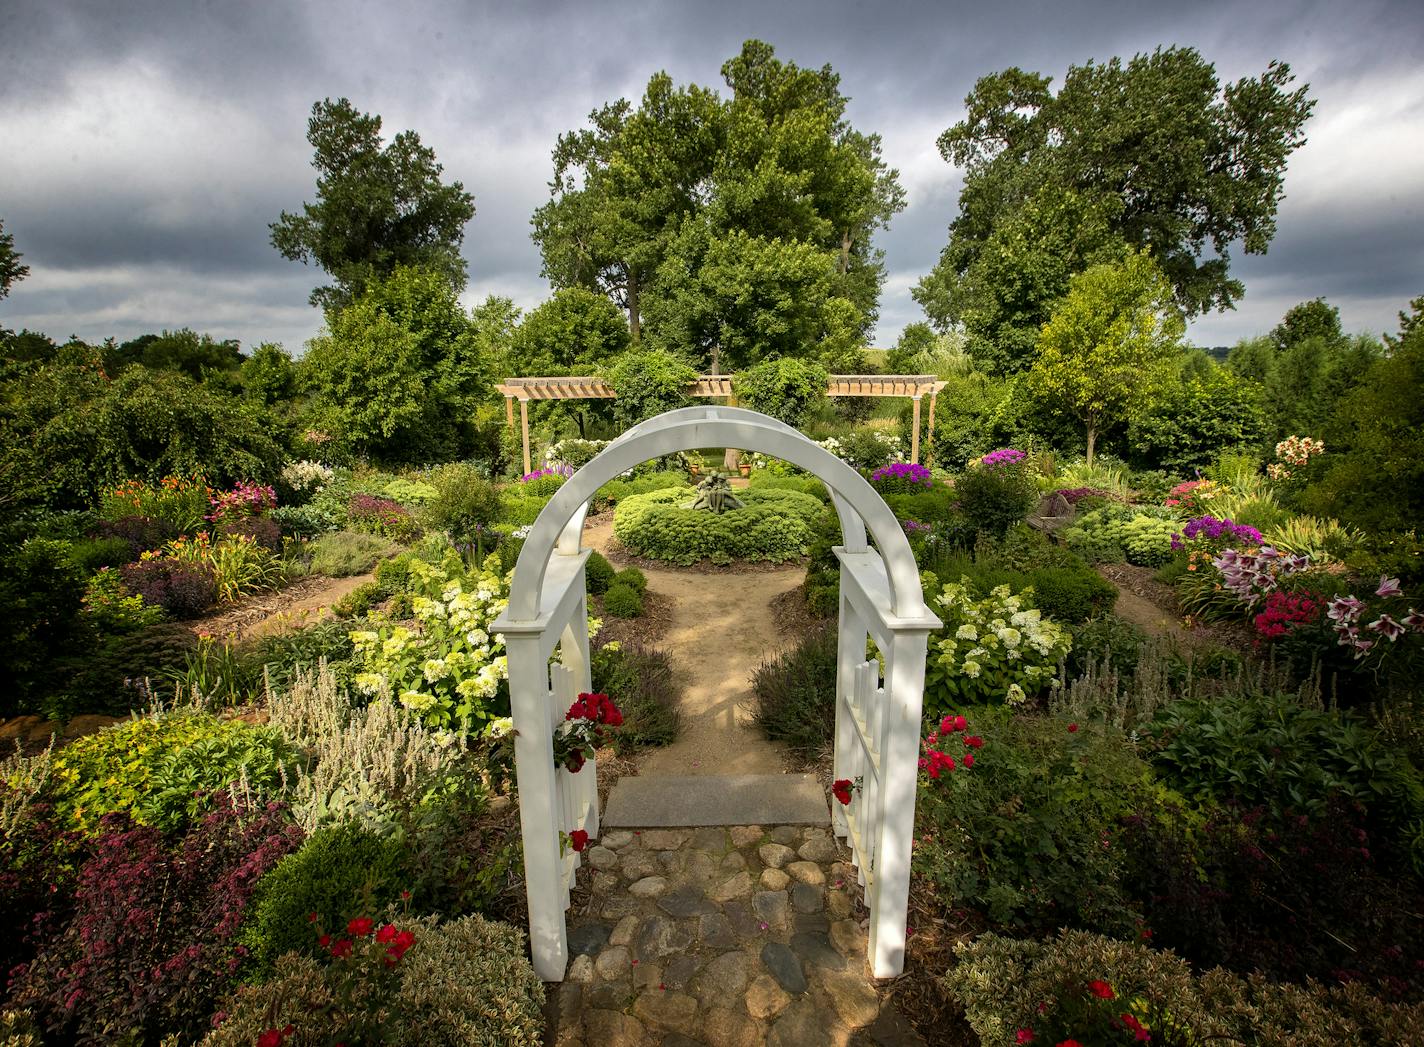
[
  {"xmin": 612, "ymin": 566, "xmax": 646, "ymax": 593},
  {"xmin": 603, "ymin": 583, "xmax": 644, "ymax": 618},
  {"xmin": 585, "ymin": 550, "xmax": 616, "ymax": 594},
  {"xmin": 613, "ymin": 487, "xmax": 826, "ymax": 565},
  {"xmin": 747, "ymin": 471, "xmax": 830, "ymax": 502},
  {"xmin": 242, "ymin": 823, "xmax": 406, "ymax": 971}
]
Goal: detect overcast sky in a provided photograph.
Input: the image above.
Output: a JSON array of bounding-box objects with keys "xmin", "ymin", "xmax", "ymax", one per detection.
[{"xmin": 2, "ymin": 0, "xmax": 1421, "ymax": 355}]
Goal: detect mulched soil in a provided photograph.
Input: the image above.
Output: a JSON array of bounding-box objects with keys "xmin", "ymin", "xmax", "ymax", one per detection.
[
  {"xmin": 1096, "ymin": 561, "xmax": 1254, "ymax": 655},
  {"xmin": 769, "ymin": 584, "xmax": 825, "ymax": 639},
  {"xmin": 183, "ymin": 572, "xmax": 371, "ymax": 643},
  {"xmin": 592, "ymin": 589, "xmax": 675, "ymax": 649}
]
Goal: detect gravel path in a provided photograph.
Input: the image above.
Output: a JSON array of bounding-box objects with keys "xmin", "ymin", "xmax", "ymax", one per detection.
[{"xmin": 582, "ymin": 516, "xmax": 802, "ymax": 777}]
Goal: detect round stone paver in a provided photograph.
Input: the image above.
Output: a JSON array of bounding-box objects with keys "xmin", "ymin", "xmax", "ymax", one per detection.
[{"xmin": 553, "ymin": 823, "xmax": 925, "ymax": 1046}]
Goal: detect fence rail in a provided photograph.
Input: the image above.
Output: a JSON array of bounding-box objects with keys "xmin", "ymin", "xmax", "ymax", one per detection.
[{"xmin": 841, "ymin": 660, "xmax": 886, "ymax": 889}]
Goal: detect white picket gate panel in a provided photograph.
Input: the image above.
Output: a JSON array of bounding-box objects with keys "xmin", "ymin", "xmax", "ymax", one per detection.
[{"xmin": 492, "ymin": 406, "xmax": 939, "ymax": 982}]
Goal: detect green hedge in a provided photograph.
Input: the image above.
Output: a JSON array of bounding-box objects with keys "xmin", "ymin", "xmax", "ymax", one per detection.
[{"xmin": 613, "ymin": 487, "xmax": 826, "ymax": 565}]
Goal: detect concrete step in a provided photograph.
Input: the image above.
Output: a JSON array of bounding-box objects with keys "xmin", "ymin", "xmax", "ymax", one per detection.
[{"xmin": 603, "ymin": 773, "xmax": 830, "ymax": 828}]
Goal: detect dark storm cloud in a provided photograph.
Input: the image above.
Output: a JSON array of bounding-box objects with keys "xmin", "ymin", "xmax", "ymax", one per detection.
[{"xmin": 1, "ymin": 0, "xmax": 1421, "ymax": 353}]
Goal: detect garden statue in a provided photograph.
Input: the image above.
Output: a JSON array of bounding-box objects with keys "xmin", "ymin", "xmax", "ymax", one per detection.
[{"xmin": 687, "ymin": 471, "xmax": 744, "ymax": 514}]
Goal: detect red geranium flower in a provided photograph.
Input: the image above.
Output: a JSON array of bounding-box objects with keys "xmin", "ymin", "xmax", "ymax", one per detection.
[
  {"xmin": 1068, "ymin": 723, "xmax": 1079, "ymax": 733},
  {"xmin": 385, "ymin": 928, "xmax": 417, "ymax": 962},
  {"xmin": 1056, "ymin": 1041, "xmax": 1084, "ymax": 1047},
  {"xmin": 832, "ymin": 779, "xmax": 854, "ymax": 805},
  {"xmin": 329, "ymin": 938, "xmax": 353, "ymax": 959},
  {"xmin": 347, "ymin": 916, "xmax": 375, "ymax": 937},
  {"xmin": 317, "ymin": 934, "xmax": 331, "ymax": 948},
  {"xmin": 376, "ymin": 923, "xmax": 399, "ymax": 944},
  {"xmin": 1087, "ymin": 979, "xmax": 1115, "ymax": 999},
  {"xmin": 964, "ymin": 735, "xmax": 984, "ymax": 748},
  {"xmin": 963, "ymin": 753, "xmax": 974, "ymax": 768},
  {"xmin": 257, "ymin": 1027, "xmax": 294, "ymax": 1047},
  {"xmin": 1015, "ymin": 1030, "xmax": 1035, "ymax": 1044},
  {"xmin": 570, "ymin": 829, "xmax": 590, "ymax": 852}
]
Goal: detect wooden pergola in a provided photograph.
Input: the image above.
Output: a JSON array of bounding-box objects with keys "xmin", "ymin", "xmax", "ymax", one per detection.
[{"xmin": 495, "ymin": 374, "xmax": 948, "ymax": 474}]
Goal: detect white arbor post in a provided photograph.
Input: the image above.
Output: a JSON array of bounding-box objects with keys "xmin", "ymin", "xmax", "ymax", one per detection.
[{"xmin": 493, "ymin": 405, "xmax": 938, "ymax": 981}]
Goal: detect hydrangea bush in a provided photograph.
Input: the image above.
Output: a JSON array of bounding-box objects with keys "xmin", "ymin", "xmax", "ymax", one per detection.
[
  {"xmin": 926, "ymin": 581, "xmax": 1072, "ymax": 713},
  {"xmin": 350, "ymin": 553, "xmax": 513, "ymax": 732}
]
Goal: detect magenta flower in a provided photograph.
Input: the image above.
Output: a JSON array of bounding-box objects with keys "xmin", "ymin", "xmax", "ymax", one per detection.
[
  {"xmin": 1377, "ymin": 575, "xmax": 1403, "ymax": 598},
  {"xmin": 1367, "ymin": 614, "xmax": 1405, "ymax": 641}
]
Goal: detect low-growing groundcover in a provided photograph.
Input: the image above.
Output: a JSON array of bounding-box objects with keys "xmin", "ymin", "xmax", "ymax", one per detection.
[{"xmin": 613, "ymin": 485, "xmax": 826, "ymax": 564}]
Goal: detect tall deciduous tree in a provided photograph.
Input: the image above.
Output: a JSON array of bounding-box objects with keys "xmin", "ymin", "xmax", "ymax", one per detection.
[
  {"xmin": 915, "ymin": 47, "xmax": 1313, "ymax": 372},
  {"xmin": 271, "ymin": 98, "xmax": 476, "ymax": 312},
  {"xmin": 532, "ymin": 40, "xmax": 903, "ymax": 356},
  {"xmin": 1025, "ymin": 249, "xmax": 1184, "ymax": 464},
  {"xmin": 301, "ymin": 266, "xmax": 488, "ymax": 462}
]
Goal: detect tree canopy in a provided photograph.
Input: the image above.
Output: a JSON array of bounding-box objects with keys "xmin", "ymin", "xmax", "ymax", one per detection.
[
  {"xmin": 532, "ymin": 40, "xmax": 903, "ymax": 364},
  {"xmin": 271, "ymin": 98, "xmax": 476, "ymax": 312},
  {"xmin": 0, "ymin": 219, "xmax": 29, "ymax": 302},
  {"xmin": 1024, "ymin": 249, "xmax": 1184, "ymax": 464},
  {"xmin": 915, "ymin": 47, "xmax": 1313, "ymax": 372},
  {"xmin": 301, "ymin": 266, "xmax": 490, "ymax": 462}
]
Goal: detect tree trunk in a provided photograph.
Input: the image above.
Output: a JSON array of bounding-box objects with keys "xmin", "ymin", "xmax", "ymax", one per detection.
[
  {"xmin": 839, "ymin": 229, "xmax": 852, "ymax": 276},
  {"xmin": 1086, "ymin": 425, "xmax": 1097, "ymax": 468},
  {"xmin": 627, "ymin": 269, "xmax": 640, "ymax": 343}
]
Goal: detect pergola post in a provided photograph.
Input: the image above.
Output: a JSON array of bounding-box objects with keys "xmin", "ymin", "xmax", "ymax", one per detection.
[
  {"xmin": 519, "ymin": 398, "xmax": 532, "ymax": 476},
  {"xmin": 910, "ymin": 396, "xmax": 922, "ymax": 464},
  {"xmin": 505, "ymin": 395, "xmax": 515, "ymax": 427},
  {"xmin": 926, "ymin": 390, "xmax": 938, "ymax": 464}
]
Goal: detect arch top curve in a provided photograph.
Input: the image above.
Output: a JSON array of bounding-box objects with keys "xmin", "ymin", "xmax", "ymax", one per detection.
[{"xmin": 507, "ymin": 407, "xmax": 930, "ymax": 623}]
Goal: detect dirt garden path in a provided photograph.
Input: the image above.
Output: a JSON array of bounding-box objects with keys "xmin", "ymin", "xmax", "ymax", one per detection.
[{"xmin": 581, "ymin": 516, "xmax": 805, "ymax": 777}]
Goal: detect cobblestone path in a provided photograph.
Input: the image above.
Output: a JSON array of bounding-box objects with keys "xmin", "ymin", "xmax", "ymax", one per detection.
[{"xmin": 548, "ymin": 824, "xmax": 925, "ymax": 1047}]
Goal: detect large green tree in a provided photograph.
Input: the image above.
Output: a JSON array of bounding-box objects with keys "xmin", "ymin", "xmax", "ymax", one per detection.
[
  {"xmin": 915, "ymin": 47, "xmax": 1313, "ymax": 372},
  {"xmin": 271, "ymin": 98, "xmax": 476, "ymax": 312},
  {"xmin": 1024, "ymin": 249, "xmax": 1184, "ymax": 464},
  {"xmin": 532, "ymin": 40, "xmax": 903, "ymax": 356},
  {"xmin": 301, "ymin": 266, "xmax": 489, "ymax": 462}
]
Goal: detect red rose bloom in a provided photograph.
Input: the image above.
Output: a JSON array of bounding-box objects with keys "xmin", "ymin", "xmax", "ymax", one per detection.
[
  {"xmin": 963, "ymin": 753, "xmax": 974, "ymax": 768},
  {"xmin": 953, "ymin": 715, "xmax": 968, "ymax": 732},
  {"xmin": 347, "ymin": 916, "xmax": 375, "ymax": 937},
  {"xmin": 964, "ymin": 735, "xmax": 984, "ymax": 748},
  {"xmin": 570, "ymin": 829, "xmax": 590, "ymax": 852},
  {"xmin": 832, "ymin": 779, "xmax": 854, "ymax": 805},
  {"xmin": 1087, "ymin": 979, "xmax": 1115, "ymax": 999}
]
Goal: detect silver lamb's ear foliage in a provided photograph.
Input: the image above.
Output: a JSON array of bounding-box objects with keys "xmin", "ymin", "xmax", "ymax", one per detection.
[{"xmin": 686, "ymin": 471, "xmax": 744, "ymax": 514}]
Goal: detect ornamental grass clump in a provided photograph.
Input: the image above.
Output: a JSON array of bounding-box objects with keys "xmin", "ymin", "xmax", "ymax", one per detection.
[{"xmin": 926, "ymin": 581, "xmax": 1071, "ymax": 713}]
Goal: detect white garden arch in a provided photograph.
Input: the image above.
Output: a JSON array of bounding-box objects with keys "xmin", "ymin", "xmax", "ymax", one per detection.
[{"xmin": 490, "ymin": 405, "xmax": 941, "ymax": 981}]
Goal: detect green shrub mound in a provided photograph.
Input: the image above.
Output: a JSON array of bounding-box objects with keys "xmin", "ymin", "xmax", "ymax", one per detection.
[
  {"xmin": 497, "ymin": 493, "xmax": 551, "ymax": 526},
  {"xmin": 747, "ymin": 471, "xmax": 830, "ymax": 502},
  {"xmin": 947, "ymin": 929, "xmax": 1424, "ymax": 1047},
  {"xmin": 242, "ymin": 824, "xmax": 407, "ymax": 971},
  {"xmin": 613, "ymin": 486, "xmax": 826, "ymax": 565},
  {"xmin": 203, "ymin": 916, "xmax": 544, "ymax": 1047},
  {"xmin": 603, "ymin": 582, "xmax": 644, "ymax": 618},
  {"xmin": 49, "ymin": 711, "xmax": 297, "ymax": 835},
  {"xmin": 585, "ymin": 550, "xmax": 615, "ymax": 594},
  {"xmin": 1065, "ymin": 505, "xmax": 1180, "ymax": 566},
  {"xmin": 612, "ymin": 566, "xmax": 647, "ymax": 593}
]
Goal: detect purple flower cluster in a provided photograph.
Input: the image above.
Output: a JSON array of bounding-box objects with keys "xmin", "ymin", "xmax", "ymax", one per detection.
[
  {"xmin": 1212, "ymin": 546, "xmax": 1310, "ymax": 606},
  {"xmin": 871, "ymin": 462, "xmax": 933, "ymax": 490},
  {"xmin": 1171, "ymin": 515, "xmax": 1264, "ymax": 551},
  {"xmin": 980, "ymin": 448, "xmax": 1026, "ymax": 468},
  {"xmin": 520, "ymin": 467, "xmax": 571, "ymax": 483},
  {"xmin": 900, "ymin": 519, "xmax": 933, "ymax": 534}
]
